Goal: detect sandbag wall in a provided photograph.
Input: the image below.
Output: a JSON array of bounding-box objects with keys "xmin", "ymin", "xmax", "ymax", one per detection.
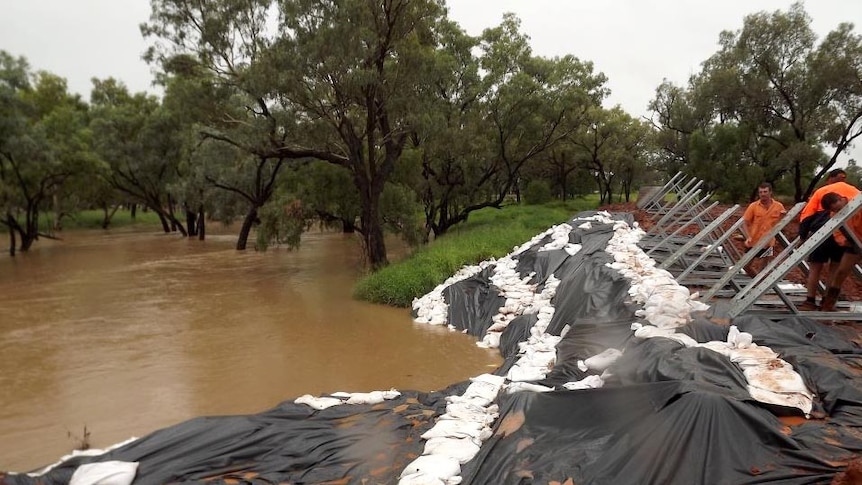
[{"xmin": 418, "ymin": 211, "xmax": 862, "ymax": 485}]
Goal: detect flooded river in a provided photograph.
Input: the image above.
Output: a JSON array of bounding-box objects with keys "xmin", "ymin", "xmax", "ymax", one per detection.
[{"xmin": 0, "ymin": 228, "xmax": 501, "ymax": 472}]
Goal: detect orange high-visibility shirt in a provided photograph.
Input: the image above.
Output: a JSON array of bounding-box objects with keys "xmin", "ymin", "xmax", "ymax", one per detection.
[
  {"xmin": 743, "ymin": 199, "xmax": 785, "ymax": 248},
  {"xmin": 835, "ymin": 210, "xmax": 862, "ymax": 248},
  {"xmin": 800, "ymin": 182, "xmax": 860, "ymax": 221}
]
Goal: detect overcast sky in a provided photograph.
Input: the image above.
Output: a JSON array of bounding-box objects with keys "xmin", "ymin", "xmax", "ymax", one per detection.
[{"xmin": 1, "ymin": 0, "xmax": 860, "ymax": 158}]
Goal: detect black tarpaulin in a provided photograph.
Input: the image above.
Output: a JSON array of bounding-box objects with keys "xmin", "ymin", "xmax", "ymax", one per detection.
[
  {"xmin": 1, "ymin": 389, "xmax": 456, "ymax": 485},
  {"xmin": 444, "ymin": 266, "xmax": 505, "ymax": 337},
  {"xmin": 462, "ymin": 382, "xmax": 841, "ymax": 485}
]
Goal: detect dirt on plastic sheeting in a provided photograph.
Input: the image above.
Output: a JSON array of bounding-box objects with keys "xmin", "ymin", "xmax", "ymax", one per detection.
[{"xmin": 831, "ymin": 457, "xmax": 862, "ymax": 485}]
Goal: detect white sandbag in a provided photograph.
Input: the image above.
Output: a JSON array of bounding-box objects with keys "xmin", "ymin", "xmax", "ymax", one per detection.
[
  {"xmin": 506, "ymin": 364, "xmax": 548, "ymax": 382},
  {"xmin": 70, "ymin": 461, "xmax": 138, "ymax": 485},
  {"xmin": 345, "ymin": 391, "xmax": 386, "ymax": 405},
  {"xmin": 423, "ymin": 437, "xmax": 481, "ymax": 464},
  {"xmin": 470, "ymin": 374, "xmax": 506, "ymax": 387},
  {"xmin": 445, "ymin": 394, "xmax": 492, "ymax": 407},
  {"xmin": 562, "ymin": 375, "xmax": 604, "ymax": 390},
  {"xmin": 295, "ymin": 394, "xmax": 343, "ymax": 410},
  {"xmin": 476, "ymin": 332, "xmax": 501, "ymax": 349},
  {"xmin": 421, "ymin": 420, "xmax": 488, "ymax": 440},
  {"xmin": 747, "ymin": 385, "xmax": 813, "ymax": 417},
  {"xmin": 463, "ymin": 381, "xmax": 501, "ymax": 402},
  {"xmin": 505, "ymin": 382, "xmax": 555, "ymax": 394},
  {"xmin": 584, "ymin": 348, "xmax": 622, "ymax": 371},
  {"xmin": 743, "ymin": 363, "xmax": 812, "ymax": 396},
  {"xmin": 440, "ymin": 404, "xmax": 498, "ymax": 425},
  {"xmin": 564, "ymin": 243, "xmax": 582, "ymax": 256},
  {"xmin": 399, "ymin": 455, "xmax": 461, "ymax": 480}
]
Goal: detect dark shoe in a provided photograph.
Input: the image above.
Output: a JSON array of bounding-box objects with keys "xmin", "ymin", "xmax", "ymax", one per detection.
[
  {"xmin": 820, "ymin": 287, "xmax": 841, "ymax": 312},
  {"xmin": 798, "ymin": 300, "xmax": 819, "ymax": 311}
]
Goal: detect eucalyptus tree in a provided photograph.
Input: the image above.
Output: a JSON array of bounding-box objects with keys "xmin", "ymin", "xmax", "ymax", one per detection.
[
  {"xmin": 283, "ymin": 160, "xmax": 360, "ymax": 234},
  {"xmin": 570, "ymin": 106, "xmax": 650, "ymax": 204},
  {"xmin": 543, "ymin": 146, "xmax": 582, "ymax": 201},
  {"xmin": 648, "ymin": 80, "xmax": 708, "ymax": 176},
  {"xmin": 89, "ymin": 78, "xmax": 188, "ymax": 235},
  {"xmin": 411, "ymin": 14, "xmax": 608, "ymax": 238},
  {"xmin": 692, "ymin": 3, "xmax": 862, "ymax": 200},
  {"xmin": 405, "ymin": 19, "xmax": 492, "ymax": 239},
  {"xmin": 479, "ymin": 14, "xmax": 608, "ymax": 207},
  {"xmin": 0, "ymin": 53, "xmax": 93, "ymax": 255},
  {"xmin": 143, "ymin": 0, "xmax": 448, "ymax": 268}
]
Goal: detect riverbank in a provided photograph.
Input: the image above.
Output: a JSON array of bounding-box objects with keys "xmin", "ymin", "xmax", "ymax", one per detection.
[{"xmin": 354, "ymin": 199, "xmax": 601, "ymax": 307}]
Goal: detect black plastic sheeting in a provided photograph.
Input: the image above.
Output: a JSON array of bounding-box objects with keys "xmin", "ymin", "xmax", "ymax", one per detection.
[
  {"xmin": 5, "ymin": 211, "xmax": 862, "ymax": 484},
  {"xmin": 462, "ymin": 382, "xmax": 843, "ymax": 485},
  {"xmin": 444, "ymin": 266, "xmax": 506, "ymax": 336},
  {"xmin": 2, "ymin": 387, "xmax": 461, "ymax": 485}
]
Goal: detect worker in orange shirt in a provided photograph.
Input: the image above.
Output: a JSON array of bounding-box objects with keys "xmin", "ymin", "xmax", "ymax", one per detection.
[
  {"xmin": 797, "ymin": 169, "xmax": 858, "ymax": 309},
  {"xmin": 818, "ymin": 191, "xmax": 862, "ymax": 311},
  {"xmin": 742, "ymin": 183, "xmax": 786, "ymax": 276}
]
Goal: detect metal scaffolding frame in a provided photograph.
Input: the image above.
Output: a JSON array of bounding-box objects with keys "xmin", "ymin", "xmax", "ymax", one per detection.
[
  {"xmin": 635, "ymin": 174, "xmax": 862, "ymax": 321},
  {"xmin": 638, "ymin": 178, "xmax": 746, "ymax": 292}
]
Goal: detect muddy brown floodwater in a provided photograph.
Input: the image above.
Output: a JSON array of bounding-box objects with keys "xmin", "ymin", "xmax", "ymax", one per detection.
[{"xmin": 0, "ymin": 227, "xmax": 501, "ymax": 472}]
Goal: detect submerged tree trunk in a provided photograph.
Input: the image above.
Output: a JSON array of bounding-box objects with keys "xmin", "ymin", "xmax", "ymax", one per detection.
[
  {"xmin": 359, "ymin": 191, "xmax": 388, "ymax": 269},
  {"xmin": 101, "ymin": 203, "xmax": 120, "ymax": 229},
  {"xmin": 197, "ymin": 205, "xmax": 205, "ymax": 241},
  {"xmin": 167, "ymin": 194, "xmax": 179, "ymax": 232},
  {"xmin": 341, "ymin": 218, "xmax": 355, "ymax": 233},
  {"xmin": 185, "ymin": 206, "xmax": 198, "ymax": 237},
  {"xmin": 52, "ymin": 193, "xmax": 61, "ymax": 232},
  {"xmin": 236, "ymin": 207, "xmax": 258, "ymax": 250},
  {"xmin": 7, "ymin": 216, "xmax": 15, "ymax": 257},
  {"xmin": 19, "ymin": 231, "xmax": 35, "ymax": 252},
  {"xmin": 156, "ymin": 211, "xmax": 171, "ymax": 233}
]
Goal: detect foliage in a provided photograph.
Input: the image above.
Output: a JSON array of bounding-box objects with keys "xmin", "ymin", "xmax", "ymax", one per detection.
[
  {"xmin": 61, "ymin": 209, "xmax": 163, "ymax": 230},
  {"xmin": 523, "ymin": 179, "xmax": 553, "ymax": 205},
  {"xmin": 255, "ymin": 197, "xmax": 308, "ymax": 251},
  {"xmin": 354, "ymin": 199, "xmax": 599, "ymax": 306},
  {"xmin": 649, "ymin": 3, "xmax": 862, "ymax": 202},
  {"xmin": 89, "ymin": 78, "xmax": 189, "ymax": 235},
  {"xmin": 0, "ymin": 52, "xmax": 95, "ymax": 254}
]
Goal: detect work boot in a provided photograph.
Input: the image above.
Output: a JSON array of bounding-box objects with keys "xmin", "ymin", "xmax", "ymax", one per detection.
[
  {"xmin": 798, "ymin": 298, "xmax": 819, "ymax": 311},
  {"xmin": 820, "ymin": 287, "xmax": 841, "ymax": 312}
]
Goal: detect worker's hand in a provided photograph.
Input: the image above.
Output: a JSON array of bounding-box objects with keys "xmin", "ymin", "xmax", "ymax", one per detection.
[{"xmin": 744, "ymin": 238, "xmax": 752, "ymax": 247}]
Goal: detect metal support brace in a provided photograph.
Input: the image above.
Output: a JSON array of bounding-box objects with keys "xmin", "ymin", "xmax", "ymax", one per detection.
[
  {"xmin": 646, "ymin": 201, "xmax": 719, "ymax": 256},
  {"xmin": 650, "ymin": 187, "xmax": 704, "ymax": 234},
  {"xmin": 726, "ymin": 195, "xmax": 862, "ymax": 318},
  {"xmin": 703, "ymin": 202, "xmax": 805, "ymax": 300},
  {"xmin": 732, "ymin": 237, "xmax": 801, "ymax": 302},
  {"xmin": 650, "ymin": 178, "xmax": 699, "ymax": 220},
  {"xmin": 676, "ymin": 217, "xmax": 745, "ymax": 281},
  {"xmin": 639, "ymin": 172, "xmax": 684, "ymax": 210},
  {"xmin": 659, "ymin": 205, "xmax": 739, "ymax": 270},
  {"xmin": 642, "ymin": 173, "xmax": 688, "ymax": 213},
  {"xmin": 648, "ymin": 192, "xmax": 714, "ymax": 238}
]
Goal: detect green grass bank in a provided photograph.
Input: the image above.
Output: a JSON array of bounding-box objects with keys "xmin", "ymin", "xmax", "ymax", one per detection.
[
  {"xmin": 354, "ymin": 197, "xmax": 601, "ymax": 307},
  {"xmin": 41, "ymin": 209, "xmax": 163, "ymax": 232}
]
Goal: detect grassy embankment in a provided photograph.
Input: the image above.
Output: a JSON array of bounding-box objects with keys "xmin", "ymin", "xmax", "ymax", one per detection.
[
  {"xmin": 354, "ymin": 196, "xmax": 603, "ymax": 307},
  {"xmin": 43, "ymin": 209, "xmax": 163, "ymax": 231}
]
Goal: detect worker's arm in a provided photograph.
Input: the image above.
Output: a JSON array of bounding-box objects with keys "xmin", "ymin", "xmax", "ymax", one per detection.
[{"xmin": 742, "ymin": 204, "xmax": 754, "ymax": 246}]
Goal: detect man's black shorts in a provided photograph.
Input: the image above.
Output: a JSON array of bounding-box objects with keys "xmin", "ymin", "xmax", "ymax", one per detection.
[{"xmin": 808, "ymin": 236, "xmax": 845, "ymax": 263}]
